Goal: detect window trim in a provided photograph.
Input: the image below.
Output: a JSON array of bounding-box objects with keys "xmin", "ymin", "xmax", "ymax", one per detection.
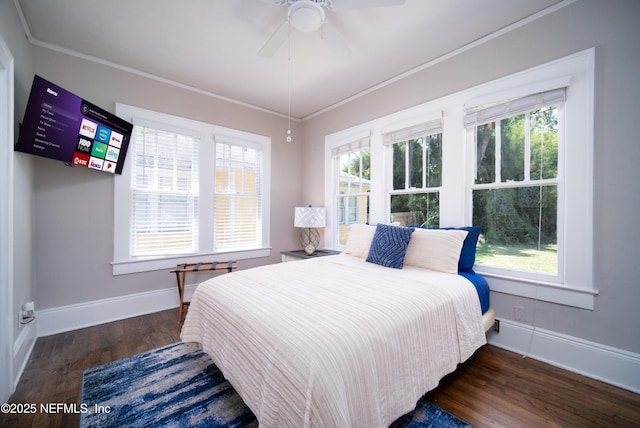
[
  {"xmin": 113, "ymin": 104, "xmax": 271, "ymax": 275},
  {"xmin": 324, "ymin": 49, "xmax": 596, "ymax": 309}
]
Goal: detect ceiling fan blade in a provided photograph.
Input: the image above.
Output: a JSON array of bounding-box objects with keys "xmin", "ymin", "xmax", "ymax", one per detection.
[
  {"xmin": 322, "ymin": 21, "xmax": 352, "ymax": 58},
  {"xmin": 258, "ymin": 20, "xmax": 290, "ymax": 57},
  {"xmin": 331, "ymin": 0, "xmax": 406, "ymax": 10}
]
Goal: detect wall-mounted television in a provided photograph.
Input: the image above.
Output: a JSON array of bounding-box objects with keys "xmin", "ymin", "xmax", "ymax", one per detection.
[{"xmin": 15, "ymin": 75, "xmax": 133, "ymax": 174}]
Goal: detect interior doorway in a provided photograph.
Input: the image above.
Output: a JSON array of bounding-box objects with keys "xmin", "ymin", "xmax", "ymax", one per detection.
[{"xmin": 0, "ymin": 35, "xmax": 15, "ymax": 402}]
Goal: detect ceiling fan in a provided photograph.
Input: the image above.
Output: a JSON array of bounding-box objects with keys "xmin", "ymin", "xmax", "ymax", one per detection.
[{"xmin": 258, "ymin": 0, "xmax": 406, "ymax": 57}]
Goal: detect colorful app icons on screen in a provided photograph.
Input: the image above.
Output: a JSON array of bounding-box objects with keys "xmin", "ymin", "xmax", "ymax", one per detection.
[{"xmin": 74, "ymin": 123, "xmax": 123, "ymax": 172}]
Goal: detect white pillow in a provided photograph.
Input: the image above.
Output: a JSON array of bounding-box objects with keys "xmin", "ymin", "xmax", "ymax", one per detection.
[
  {"xmin": 403, "ymin": 228, "xmax": 469, "ymax": 274},
  {"xmin": 344, "ymin": 223, "xmax": 376, "ymax": 258}
]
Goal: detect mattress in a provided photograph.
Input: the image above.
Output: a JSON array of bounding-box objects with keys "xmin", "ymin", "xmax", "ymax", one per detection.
[{"xmin": 181, "ymin": 254, "xmax": 487, "ymax": 427}]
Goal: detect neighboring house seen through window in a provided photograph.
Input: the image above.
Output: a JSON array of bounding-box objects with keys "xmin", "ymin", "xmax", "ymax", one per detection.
[
  {"xmin": 332, "ymin": 138, "xmax": 370, "ymax": 245},
  {"xmin": 130, "ymin": 126, "xmax": 199, "ymax": 257}
]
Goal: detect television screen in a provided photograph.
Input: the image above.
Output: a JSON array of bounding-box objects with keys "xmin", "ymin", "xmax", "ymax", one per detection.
[{"xmin": 15, "ymin": 75, "xmax": 133, "ymax": 174}]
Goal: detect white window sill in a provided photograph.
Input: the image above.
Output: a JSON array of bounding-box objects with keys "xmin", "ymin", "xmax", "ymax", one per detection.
[
  {"xmin": 112, "ymin": 248, "xmax": 271, "ymax": 275},
  {"xmin": 477, "ymin": 270, "xmax": 598, "ymax": 310}
]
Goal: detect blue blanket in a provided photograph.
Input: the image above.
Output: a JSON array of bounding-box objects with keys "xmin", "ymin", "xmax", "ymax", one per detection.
[{"xmin": 459, "ymin": 272, "xmax": 490, "ymax": 314}]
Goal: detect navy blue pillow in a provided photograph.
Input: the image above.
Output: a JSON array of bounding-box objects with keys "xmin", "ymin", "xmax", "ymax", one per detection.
[
  {"xmin": 366, "ymin": 224, "xmax": 415, "ymax": 269},
  {"xmin": 442, "ymin": 226, "xmax": 481, "ymax": 273}
]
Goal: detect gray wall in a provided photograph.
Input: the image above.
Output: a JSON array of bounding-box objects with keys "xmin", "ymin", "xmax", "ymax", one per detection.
[
  {"xmin": 27, "ymin": 48, "xmax": 302, "ymax": 309},
  {"xmin": 302, "ymin": 0, "xmax": 640, "ymax": 354}
]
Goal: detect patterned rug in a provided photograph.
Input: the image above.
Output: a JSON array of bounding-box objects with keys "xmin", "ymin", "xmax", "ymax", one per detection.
[{"xmin": 80, "ymin": 342, "xmax": 472, "ymax": 428}]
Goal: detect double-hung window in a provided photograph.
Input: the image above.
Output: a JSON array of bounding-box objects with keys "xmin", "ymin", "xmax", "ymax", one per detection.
[
  {"xmin": 384, "ymin": 119, "xmax": 443, "ymax": 228},
  {"xmin": 130, "ymin": 125, "xmax": 200, "ymax": 257},
  {"xmin": 113, "ymin": 105, "xmax": 270, "ymax": 274},
  {"xmin": 460, "ymin": 50, "xmax": 595, "ymax": 308},
  {"xmin": 465, "ymin": 88, "xmax": 564, "ymax": 276},
  {"xmin": 214, "ymin": 138, "xmax": 263, "ymax": 251},
  {"xmin": 330, "ymin": 137, "xmax": 371, "ymax": 245}
]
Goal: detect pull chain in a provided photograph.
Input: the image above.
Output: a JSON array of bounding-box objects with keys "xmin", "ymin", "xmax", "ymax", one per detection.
[{"xmin": 286, "ymin": 21, "xmax": 293, "ymax": 142}]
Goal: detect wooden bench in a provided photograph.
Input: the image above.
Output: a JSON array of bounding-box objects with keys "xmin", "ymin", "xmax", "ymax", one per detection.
[{"xmin": 170, "ymin": 261, "xmax": 237, "ymax": 323}]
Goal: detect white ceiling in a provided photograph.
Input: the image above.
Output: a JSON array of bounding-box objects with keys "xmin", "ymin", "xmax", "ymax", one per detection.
[{"xmin": 16, "ymin": 0, "xmax": 566, "ymax": 120}]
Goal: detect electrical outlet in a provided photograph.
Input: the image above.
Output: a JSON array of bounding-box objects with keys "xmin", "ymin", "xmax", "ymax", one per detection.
[
  {"xmin": 514, "ymin": 306, "xmax": 526, "ymax": 322},
  {"xmin": 18, "ymin": 301, "xmax": 36, "ymax": 328}
]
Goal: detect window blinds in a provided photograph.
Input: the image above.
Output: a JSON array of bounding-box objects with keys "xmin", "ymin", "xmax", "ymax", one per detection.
[
  {"xmin": 130, "ymin": 126, "xmax": 199, "ymax": 256},
  {"xmin": 382, "ymin": 117, "xmax": 443, "ymax": 145},
  {"xmin": 330, "ymin": 136, "xmax": 370, "ymax": 157},
  {"xmin": 214, "ymin": 141, "xmax": 263, "ymax": 251},
  {"xmin": 464, "ymin": 87, "xmax": 566, "ymax": 128}
]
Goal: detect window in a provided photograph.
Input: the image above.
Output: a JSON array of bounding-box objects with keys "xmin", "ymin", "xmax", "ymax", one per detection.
[
  {"xmin": 384, "ymin": 119, "xmax": 443, "ymax": 228},
  {"xmin": 466, "ymin": 89, "xmax": 564, "ymax": 277},
  {"xmin": 460, "ymin": 51, "xmax": 595, "ymax": 309},
  {"xmin": 130, "ymin": 126, "xmax": 199, "ymax": 257},
  {"xmin": 113, "ymin": 105, "xmax": 270, "ymax": 274},
  {"xmin": 331, "ymin": 137, "xmax": 371, "ymax": 245},
  {"xmin": 214, "ymin": 139, "xmax": 263, "ymax": 251}
]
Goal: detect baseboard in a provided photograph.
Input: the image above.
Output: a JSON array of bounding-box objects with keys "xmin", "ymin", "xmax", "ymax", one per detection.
[
  {"xmin": 36, "ymin": 284, "xmax": 198, "ymax": 338},
  {"xmin": 487, "ymin": 318, "xmax": 640, "ymax": 394},
  {"xmin": 13, "ymin": 320, "xmax": 37, "ymax": 390}
]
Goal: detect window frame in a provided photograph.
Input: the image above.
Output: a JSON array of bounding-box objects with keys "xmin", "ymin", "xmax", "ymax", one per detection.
[
  {"xmin": 113, "ymin": 104, "xmax": 271, "ymax": 275},
  {"xmin": 213, "ymin": 135, "xmax": 265, "ymax": 252},
  {"xmin": 467, "ymin": 103, "xmax": 563, "ymax": 283},
  {"xmin": 324, "ymin": 49, "xmax": 596, "ymax": 309},
  {"xmin": 387, "ymin": 128, "xmax": 443, "ymax": 228},
  {"xmin": 328, "ymin": 133, "xmax": 372, "ymax": 246},
  {"xmin": 129, "ymin": 124, "xmax": 201, "ymax": 258}
]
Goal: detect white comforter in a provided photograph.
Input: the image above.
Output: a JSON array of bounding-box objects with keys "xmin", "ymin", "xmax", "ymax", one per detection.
[{"xmin": 181, "ymin": 254, "xmax": 486, "ymax": 428}]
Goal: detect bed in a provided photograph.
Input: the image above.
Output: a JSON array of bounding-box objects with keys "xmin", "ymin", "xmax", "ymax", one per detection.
[{"xmin": 181, "ymin": 224, "xmax": 493, "ymax": 427}]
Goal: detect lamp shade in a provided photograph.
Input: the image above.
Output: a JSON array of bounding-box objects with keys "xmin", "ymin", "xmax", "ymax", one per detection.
[{"xmin": 294, "ymin": 207, "xmax": 326, "ymax": 228}]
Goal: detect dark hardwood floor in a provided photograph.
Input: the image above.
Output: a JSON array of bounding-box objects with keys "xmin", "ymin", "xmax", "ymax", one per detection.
[{"xmin": 2, "ymin": 309, "xmax": 639, "ymax": 427}]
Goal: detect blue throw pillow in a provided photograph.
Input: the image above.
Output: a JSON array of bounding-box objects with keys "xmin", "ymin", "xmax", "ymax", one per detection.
[
  {"xmin": 446, "ymin": 226, "xmax": 481, "ymax": 273},
  {"xmin": 366, "ymin": 224, "xmax": 414, "ymax": 269}
]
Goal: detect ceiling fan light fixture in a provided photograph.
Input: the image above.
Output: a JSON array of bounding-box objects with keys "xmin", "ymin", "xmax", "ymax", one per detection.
[{"xmin": 288, "ymin": 1, "xmax": 325, "ymax": 32}]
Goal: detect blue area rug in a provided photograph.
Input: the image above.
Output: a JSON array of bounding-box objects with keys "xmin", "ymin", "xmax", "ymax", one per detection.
[{"xmin": 81, "ymin": 342, "xmax": 472, "ymax": 428}]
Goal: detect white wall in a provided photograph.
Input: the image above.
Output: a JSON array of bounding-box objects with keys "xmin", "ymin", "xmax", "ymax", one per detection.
[{"xmin": 302, "ymin": 0, "xmax": 640, "ymax": 356}]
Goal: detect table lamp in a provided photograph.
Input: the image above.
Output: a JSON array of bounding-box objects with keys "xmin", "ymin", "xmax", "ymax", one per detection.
[{"xmin": 294, "ymin": 206, "xmax": 326, "ymax": 255}]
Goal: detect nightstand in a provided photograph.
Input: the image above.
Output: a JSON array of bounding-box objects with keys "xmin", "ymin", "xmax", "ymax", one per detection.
[{"xmin": 280, "ymin": 249, "xmax": 341, "ymax": 262}]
